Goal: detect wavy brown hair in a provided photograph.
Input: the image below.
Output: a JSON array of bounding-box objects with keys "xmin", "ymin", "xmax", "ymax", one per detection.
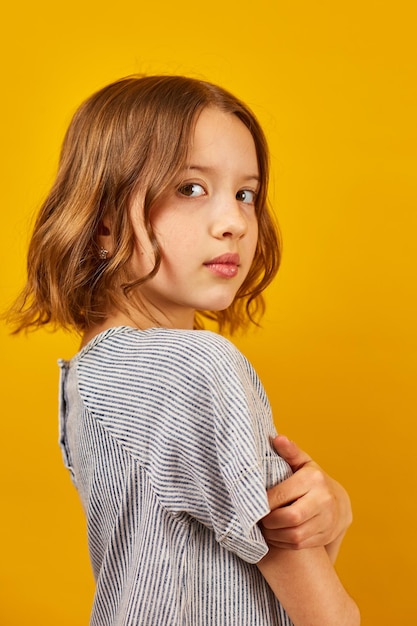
[{"xmin": 8, "ymin": 75, "xmax": 281, "ymax": 335}]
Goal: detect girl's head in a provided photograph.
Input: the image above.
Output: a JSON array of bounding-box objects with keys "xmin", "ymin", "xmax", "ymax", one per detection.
[{"xmin": 11, "ymin": 75, "xmax": 281, "ymax": 335}]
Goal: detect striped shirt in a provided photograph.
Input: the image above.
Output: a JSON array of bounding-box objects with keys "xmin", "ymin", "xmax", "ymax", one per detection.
[{"xmin": 58, "ymin": 326, "xmax": 293, "ymax": 625}]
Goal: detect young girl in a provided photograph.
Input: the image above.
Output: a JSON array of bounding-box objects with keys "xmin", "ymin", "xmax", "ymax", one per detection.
[{"xmin": 10, "ymin": 76, "xmax": 359, "ymax": 625}]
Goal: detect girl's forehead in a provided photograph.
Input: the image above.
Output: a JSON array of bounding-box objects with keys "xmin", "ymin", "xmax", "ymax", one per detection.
[{"xmin": 187, "ymin": 108, "xmax": 258, "ymax": 175}]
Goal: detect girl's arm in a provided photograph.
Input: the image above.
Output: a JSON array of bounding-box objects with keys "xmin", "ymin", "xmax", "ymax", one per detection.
[
  {"xmin": 261, "ymin": 436, "xmax": 352, "ymax": 563},
  {"xmin": 257, "ymin": 544, "xmax": 360, "ymax": 626}
]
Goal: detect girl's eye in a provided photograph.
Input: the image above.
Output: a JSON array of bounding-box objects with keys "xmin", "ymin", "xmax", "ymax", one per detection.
[
  {"xmin": 178, "ymin": 183, "xmax": 206, "ymax": 198},
  {"xmin": 236, "ymin": 189, "xmax": 257, "ymax": 204}
]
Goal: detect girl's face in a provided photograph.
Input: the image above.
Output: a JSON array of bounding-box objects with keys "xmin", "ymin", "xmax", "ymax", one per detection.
[{"xmin": 129, "ymin": 106, "xmax": 259, "ymax": 329}]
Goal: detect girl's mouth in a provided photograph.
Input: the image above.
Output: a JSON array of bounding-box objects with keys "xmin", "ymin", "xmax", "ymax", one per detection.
[{"xmin": 204, "ymin": 253, "xmax": 240, "ymax": 278}]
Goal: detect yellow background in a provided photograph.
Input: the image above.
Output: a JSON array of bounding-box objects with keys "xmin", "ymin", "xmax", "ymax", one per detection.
[{"xmin": 1, "ymin": 1, "xmax": 416, "ymax": 624}]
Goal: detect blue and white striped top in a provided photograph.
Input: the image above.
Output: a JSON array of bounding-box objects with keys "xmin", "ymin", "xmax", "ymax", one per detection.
[{"xmin": 58, "ymin": 326, "xmax": 293, "ymax": 625}]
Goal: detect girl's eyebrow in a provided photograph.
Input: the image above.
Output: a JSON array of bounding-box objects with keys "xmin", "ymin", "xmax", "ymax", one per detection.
[{"xmin": 187, "ymin": 164, "xmax": 260, "ymax": 182}]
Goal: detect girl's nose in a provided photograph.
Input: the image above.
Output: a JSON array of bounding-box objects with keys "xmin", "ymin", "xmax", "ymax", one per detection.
[{"xmin": 211, "ymin": 199, "xmax": 248, "ymax": 239}]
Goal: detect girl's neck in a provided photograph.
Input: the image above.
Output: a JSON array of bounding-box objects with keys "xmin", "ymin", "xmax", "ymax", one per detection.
[
  {"xmin": 80, "ymin": 311, "xmax": 135, "ymax": 348},
  {"xmin": 80, "ymin": 309, "xmax": 195, "ymax": 348}
]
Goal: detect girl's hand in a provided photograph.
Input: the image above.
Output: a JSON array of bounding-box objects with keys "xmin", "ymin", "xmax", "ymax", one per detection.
[{"xmin": 260, "ymin": 435, "xmax": 352, "ymax": 562}]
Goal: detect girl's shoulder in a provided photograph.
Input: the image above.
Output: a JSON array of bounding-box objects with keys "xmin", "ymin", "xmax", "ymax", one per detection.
[
  {"xmin": 64, "ymin": 326, "xmax": 244, "ymax": 371},
  {"xmin": 59, "ymin": 327, "xmax": 257, "ymax": 405}
]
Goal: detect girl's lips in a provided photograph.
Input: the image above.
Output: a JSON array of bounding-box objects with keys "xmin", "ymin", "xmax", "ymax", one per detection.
[{"xmin": 204, "ymin": 253, "xmax": 240, "ymax": 278}]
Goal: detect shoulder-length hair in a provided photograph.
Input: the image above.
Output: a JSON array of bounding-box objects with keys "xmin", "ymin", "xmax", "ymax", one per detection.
[{"xmin": 9, "ymin": 75, "xmax": 281, "ymax": 335}]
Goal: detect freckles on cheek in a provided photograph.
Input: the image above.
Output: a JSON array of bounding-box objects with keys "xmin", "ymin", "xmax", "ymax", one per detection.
[
  {"xmin": 162, "ymin": 237, "xmax": 193, "ymax": 266},
  {"xmin": 161, "ymin": 221, "xmax": 195, "ymax": 247}
]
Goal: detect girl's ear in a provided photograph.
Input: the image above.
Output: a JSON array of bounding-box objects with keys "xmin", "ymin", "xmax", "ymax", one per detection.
[
  {"xmin": 98, "ymin": 222, "xmax": 111, "ymax": 236},
  {"xmin": 97, "ymin": 219, "xmax": 113, "ymax": 257}
]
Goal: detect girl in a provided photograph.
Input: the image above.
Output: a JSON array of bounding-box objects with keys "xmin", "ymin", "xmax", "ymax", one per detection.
[{"xmin": 10, "ymin": 76, "xmax": 359, "ymax": 625}]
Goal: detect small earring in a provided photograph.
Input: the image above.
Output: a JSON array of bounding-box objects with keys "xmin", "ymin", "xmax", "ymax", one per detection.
[{"xmin": 99, "ymin": 247, "xmax": 108, "ymax": 260}]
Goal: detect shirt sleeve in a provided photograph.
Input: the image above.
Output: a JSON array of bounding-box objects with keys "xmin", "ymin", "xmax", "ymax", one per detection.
[{"xmin": 77, "ymin": 329, "xmax": 292, "ymax": 564}]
